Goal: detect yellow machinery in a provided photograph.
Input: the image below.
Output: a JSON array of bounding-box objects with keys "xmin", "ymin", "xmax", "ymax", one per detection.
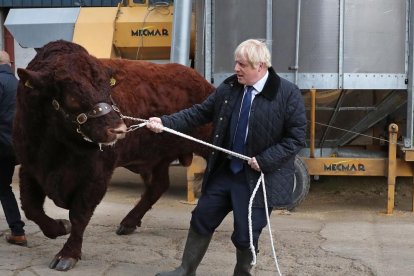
[
  {"xmin": 73, "ymin": 0, "xmax": 194, "ymax": 61},
  {"xmin": 304, "ymin": 90, "xmax": 414, "ymax": 214}
]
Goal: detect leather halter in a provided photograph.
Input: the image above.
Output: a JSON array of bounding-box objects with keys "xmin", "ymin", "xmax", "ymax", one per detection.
[
  {"xmin": 51, "ymin": 98, "xmax": 120, "ymax": 125},
  {"xmin": 51, "ymin": 95, "xmax": 123, "ymax": 144},
  {"xmin": 24, "ymin": 77, "xmax": 123, "ymax": 146}
]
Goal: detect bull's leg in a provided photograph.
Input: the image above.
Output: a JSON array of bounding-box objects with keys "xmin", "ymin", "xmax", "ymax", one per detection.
[
  {"xmin": 140, "ymin": 171, "xmax": 152, "ymax": 185},
  {"xmin": 19, "ymin": 167, "xmax": 71, "ymax": 239},
  {"xmin": 117, "ymin": 162, "xmax": 170, "ymax": 235},
  {"xmin": 49, "ymin": 180, "xmax": 108, "ymax": 271}
]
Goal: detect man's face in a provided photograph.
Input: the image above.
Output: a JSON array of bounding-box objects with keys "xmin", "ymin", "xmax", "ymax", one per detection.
[{"xmin": 234, "ymin": 57, "xmax": 262, "ymax": 85}]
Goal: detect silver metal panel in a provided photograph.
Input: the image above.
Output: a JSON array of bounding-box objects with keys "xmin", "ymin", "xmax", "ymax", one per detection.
[
  {"xmin": 292, "ymin": 73, "xmax": 339, "ymax": 89},
  {"xmin": 4, "ymin": 8, "xmax": 79, "ymax": 48},
  {"xmin": 344, "ymin": 0, "xmax": 406, "ymax": 73},
  {"xmin": 343, "ymin": 73, "xmax": 407, "ymax": 89},
  {"xmin": 194, "ymin": 0, "xmax": 206, "ymax": 76},
  {"xmin": 213, "ymin": 72, "xmax": 406, "ymax": 90},
  {"xmin": 213, "ymin": 0, "xmax": 266, "ymax": 74},
  {"xmin": 294, "ymin": 0, "xmax": 340, "ymax": 73},
  {"xmin": 170, "ymin": 0, "xmax": 192, "ymax": 66},
  {"xmin": 406, "ymin": 0, "xmax": 414, "ymax": 148},
  {"xmin": 214, "ymin": 73, "xmax": 338, "ymax": 89},
  {"xmin": 272, "ymin": 0, "xmax": 297, "ymax": 73},
  {"xmin": 214, "ymin": 0, "xmax": 340, "ymax": 74},
  {"xmin": 206, "ymin": 0, "xmax": 408, "ymax": 89}
]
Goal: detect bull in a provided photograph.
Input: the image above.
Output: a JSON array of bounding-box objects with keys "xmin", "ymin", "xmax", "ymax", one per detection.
[{"xmin": 13, "ymin": 40, "xmax": 213, "ymax": 270}]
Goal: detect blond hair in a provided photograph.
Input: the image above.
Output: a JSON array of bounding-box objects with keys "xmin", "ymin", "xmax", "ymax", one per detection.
[{"xmin": 234, "ymin": 39, "xmax": 271, "ymax": 69}]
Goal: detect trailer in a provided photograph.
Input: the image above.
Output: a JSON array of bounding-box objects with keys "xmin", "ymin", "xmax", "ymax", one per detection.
[
  {"xmin": 192, "ymin": 0, "xmax": 414, "ymax": 213},
  {"xmin": 2, "ymin": 0, "xmax": 414, "ymax": 213}
]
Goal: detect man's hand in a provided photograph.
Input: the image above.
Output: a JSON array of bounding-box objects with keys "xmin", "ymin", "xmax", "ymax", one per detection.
[
  {"xmin": 248, "ymin": 157, "xmax": 261, "ymax": 172},
  {"xmin": 146, "ymin": 117, "xmax": 164, "ymax": 133}
]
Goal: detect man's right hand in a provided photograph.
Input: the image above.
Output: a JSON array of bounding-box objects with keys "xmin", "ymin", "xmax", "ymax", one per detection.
[{"xmin": 146, "ymin": 117, "xmax": 164, "ymax": 133}]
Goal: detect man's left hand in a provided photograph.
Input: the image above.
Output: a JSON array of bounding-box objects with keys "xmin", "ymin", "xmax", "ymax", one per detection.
[{"xmin": 248, "ymin": 157, "xmax": 261, "ymax": 172}]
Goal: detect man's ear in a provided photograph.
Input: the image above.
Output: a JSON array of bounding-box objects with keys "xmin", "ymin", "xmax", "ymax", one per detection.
[{"xmin": 17, "ymin": 68, "xmax": 49, "ymax": 90}]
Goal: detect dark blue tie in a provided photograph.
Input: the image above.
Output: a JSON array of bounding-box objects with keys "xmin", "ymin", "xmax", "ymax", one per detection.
[{"xmin": 230, "ymin": 86, "xmax": 254, "ymax": 174}]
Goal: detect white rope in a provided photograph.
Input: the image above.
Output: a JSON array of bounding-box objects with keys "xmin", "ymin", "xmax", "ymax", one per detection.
[
  {"xmin": 248, "ymin": 175, "xmax": 261, "ymax": 265},
  {"xmin": 121, "ymin": 115, "xmax": 281, "ymax": 275},
  {"xmin": 121, "ymin": 115, "xmax": 251, "ymax": 162},
  {"xmin": 248, "ymin": 174, "xmax": 282, "ymax": 275}
]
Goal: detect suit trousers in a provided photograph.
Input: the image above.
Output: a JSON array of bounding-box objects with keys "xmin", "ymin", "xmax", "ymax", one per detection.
[
  {"xmin": 0, "ymin": 153, "xmax": 25, "ymax": 235},
  {"xmin": 190, "ymin": 165, "xmax": 271, "ymax": 250}
]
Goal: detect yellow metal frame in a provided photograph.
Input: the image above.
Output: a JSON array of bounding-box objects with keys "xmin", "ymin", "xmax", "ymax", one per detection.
[
  {"xmin": 184, "ymin": 155, "xmax": 206, "ymax": 204},
  {"xmin": 125, "ymin": 0, "xmax": 149, "ymax": 7},
  {"xmin": 306, "ymin": 89, "xmax": 414, "ymax": 214},
  {"xmin": 73, "ymin": 7, "xmax": 119, "ymax": 58}
]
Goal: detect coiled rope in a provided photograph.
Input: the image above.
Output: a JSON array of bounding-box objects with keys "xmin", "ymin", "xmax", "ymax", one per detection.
[{"xmin": 121, "ymin": 115, "xmax": 283, "ymax": 276}]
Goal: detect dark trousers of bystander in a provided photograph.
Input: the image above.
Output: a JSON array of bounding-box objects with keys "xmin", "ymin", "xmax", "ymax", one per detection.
[{"xmin": 0, "ymin": 153, "xmax": 25, "ymax": 236}]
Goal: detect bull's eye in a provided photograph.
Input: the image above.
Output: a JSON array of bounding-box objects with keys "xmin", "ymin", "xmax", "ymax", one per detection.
[
  {"xmin": 65, "ymin": 94, "xmax": 81, "ymax": 110},
  {"xmin": 77, "ymin": 113, "xmax": 88, "ymax": 124}
]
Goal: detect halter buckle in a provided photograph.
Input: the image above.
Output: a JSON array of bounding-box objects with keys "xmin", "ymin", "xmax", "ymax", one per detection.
[
  {"xmin": 76, "ymin": 113, "xmax": 88, "ymax": 124},
  {"xmin": 52, "ymin": 99, "xmax": 60, "ymax": 111}
]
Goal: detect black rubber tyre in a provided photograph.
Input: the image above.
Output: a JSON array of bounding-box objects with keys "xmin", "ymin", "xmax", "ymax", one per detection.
[{"xmin": 284, "ymin": 156, "xmax": 310, "ymax": 211}]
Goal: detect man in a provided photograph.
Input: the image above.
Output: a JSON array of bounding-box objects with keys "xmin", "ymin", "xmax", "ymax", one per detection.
[
  {"xmin": 0, "ymin": 50, "xmax": 27, "ymax": 246},
  {"xmin": 147, "ymin": 39, "xmax": 306, "ymax": 275}
]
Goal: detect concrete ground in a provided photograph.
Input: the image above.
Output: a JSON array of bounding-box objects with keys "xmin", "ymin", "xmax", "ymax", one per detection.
[{"xmin": 1, "ymin": 166, "xmax": 414, "ymax": 276}]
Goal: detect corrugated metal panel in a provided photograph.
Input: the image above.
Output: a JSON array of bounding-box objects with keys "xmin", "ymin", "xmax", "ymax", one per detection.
[
  {"xmin": 210, "ymin": 0, "xmax": 407, "ymax": 90},
  {"xmin": 0, "ymin": 0, "xmax": 123, "ymax": 7}
]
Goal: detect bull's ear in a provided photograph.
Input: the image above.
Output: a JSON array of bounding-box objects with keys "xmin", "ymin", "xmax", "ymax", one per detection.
[{"xmin": 17, "ymin": 68, "xmax": 49, "ymax": 90}]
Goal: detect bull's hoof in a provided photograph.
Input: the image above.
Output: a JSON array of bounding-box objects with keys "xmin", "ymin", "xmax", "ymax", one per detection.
[
  {"xmin": 56, "ymin": 219, "xmax": 72, "ymax": 235},
  {"xmin": 116, "ymin": 225, "xmax": 136, "ymax": 235},
  {"xmin": 49, "ymin": 256, "xmax": 78, "ymax": 271}
]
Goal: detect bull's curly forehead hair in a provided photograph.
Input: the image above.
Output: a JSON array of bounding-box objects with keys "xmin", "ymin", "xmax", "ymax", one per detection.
[{"xmin": 234, "ymin": 39, "xmax": 271, "ymax": 69}]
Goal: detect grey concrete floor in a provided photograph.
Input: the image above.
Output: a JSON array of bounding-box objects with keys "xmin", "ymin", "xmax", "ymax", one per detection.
[{"xmin": 1, "ymin": 166, "xmax": 413, "ymax": 276}]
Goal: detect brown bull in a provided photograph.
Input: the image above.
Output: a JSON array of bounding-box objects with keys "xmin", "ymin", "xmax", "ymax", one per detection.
[{"xmin": 13, "ymin": 40, "xmax": 213, "ymax": 270}]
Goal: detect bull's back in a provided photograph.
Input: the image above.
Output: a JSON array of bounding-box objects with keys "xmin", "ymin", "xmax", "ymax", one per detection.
[
  {"xmin": 101, "ymin": 59, "xmax": 214, "ymax": 166},
  {"xmin": 101, "ymin": 59, "xmax": 213, "ymax": 114}
]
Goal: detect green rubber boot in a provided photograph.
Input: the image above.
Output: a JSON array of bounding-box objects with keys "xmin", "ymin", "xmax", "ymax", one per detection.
[
  {"xmin": 233, "ymin": 248, "xmax": 253, "ymax": 276},
  {"xmin": 156, "ymin": 227, "xmax": 212, "ymax": 276}
]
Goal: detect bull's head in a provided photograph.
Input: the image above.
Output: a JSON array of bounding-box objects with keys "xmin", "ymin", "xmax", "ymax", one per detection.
[{"xmin": 17, "ymin": 47, "xmax": 127, "ymax": 150}]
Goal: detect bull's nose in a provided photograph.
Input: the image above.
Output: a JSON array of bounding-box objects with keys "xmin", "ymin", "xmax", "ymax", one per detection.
[{"xmin": 107, "ymin": 123, "xmax": 128, "ymax": 138}]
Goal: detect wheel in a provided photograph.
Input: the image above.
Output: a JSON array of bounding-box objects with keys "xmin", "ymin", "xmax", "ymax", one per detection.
[{"xmin": 285, "ymin": 156, "xmax": 310, "ymax": 211}]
